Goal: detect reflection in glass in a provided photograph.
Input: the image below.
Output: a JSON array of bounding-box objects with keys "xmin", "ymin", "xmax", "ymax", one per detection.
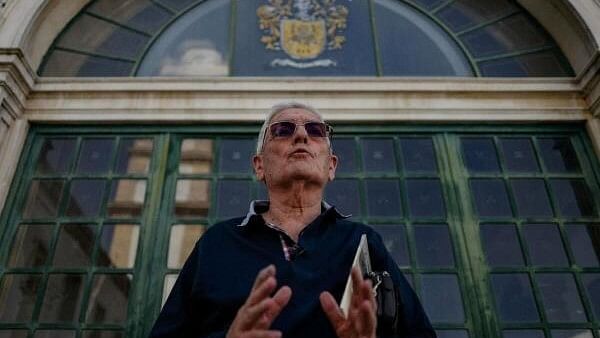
[
  {"xmin": 406, "ymin": 179, "xmax": 446, "ymax": 218},
  {"xmin": 174, "ymin": 180, "xmax": 211, "ymax": 217},
  {"xmin": 366, "ymin": 180, "xmax": 402, "ymax": 217},
  {"xmin": 480, "ymin": 51, "xmax": 570, "ymax": 77},
  {"xmin": 435, "ymin": 330, "xmax": 469, "ymax": 338},
  {"xmin": 39, "ymin": 274, "xmax": 85, "ymax": 322},
  {"xmin": 179, "ymin": 139, "xmax": 213, "ymax": 174},
  {"xmin": 82, "ymin": 331, "xmax": 124, "ymax": 338},
  {"xmin": 551, "ymin": 180, "xmax": 596, "ymax": 218},
  {"xmin": 461, "ymin": 138, "xmax": 500, "ymax": 173},
  {"xmin": 66, "ymin": 180, "xmax": 106, "ymax": 217},
  {"xmin": 536, "ymin": 273, "xmax": 587, "ymax": 322},
  {"xmin": 8, "ymin": 224, "xmax": 53, "ymax": 267},
  {"xmin": 499, "ymin": 138, "xmax": 539, "ymax": 172},
  {"xmin": 362, "ymin": 139, "xmax": 397, "ymax": 172},
  {"xmin": 36, "ymin": 139, "xmax": 76, "ymax": 174},
  {"xmin": 415, "ymin": 225, "xmax": 455, "ymax": 267},
  {"xmin": 481, "ymin": 224, "xmax": 524, "ymax": 266},
  {"xmin": 217, "ymin": 181, "xmax": 251, "ymax": 219},
  {"xmin": 0, "ymin": 274, "xmax": 42, "ymax": 322},
  {"xmin": 0, "ymin": 330, "xmax": 28, "ymax": 338},
  {"xmin": 168, "ymin": 225, "xmax": 205, "ymax": 269},
  {"xmin": 511, "ymin": 179, "xmax": 553, "ymax": 218},
  {"xmin": 41, "ymin": 49, "xmax": 134, "ymax": 77},
  {"xmin": 551, "ymin": 330, "xmax": 593, "ymax": 338},
  {"xmin": 522, "ymin": 224, "xmax": 568, "ymax": 267},
  {"xmin": 371, "ymin": 225, "xmax": 409, "ymax": 267},
  {"xmin": 325, "ymin": 180, "xmax": 361, "ymax": 217},
  {"xmin": 107, "ymin": 179, "xmax": 147, "ymax": 218},
  {"xmin": 163, "ymin": 275, "xmax": 178, "ymax": 307},
  {"xmin": 53, "ymin": 224, "xmax": 95, "ymax": 267},
  {"xmin": 219, "ymin": 139, "xmax": 255, "ymax": 173},
  {"xmin": 582, "ymin": 273, "xmax": 600, "ymax": 320},
  {"xmin": 114, "ymin": 139, "xmax": 153, "ymax": 174},
  {"xmin": 97, "ymin": 224, "xmax": 139, "ymax": 268},
  {"xmin": 76, "ymin": 138, "xmax": 114, "ymax": 174},
  {"xmin": 400, "ymin": 138, "xmax": 437, "ymax": 173},
  {"xmin": 22, "ymin": 180, "xmax": 64, "ymax": 219},
  {"xmin": 566, "ymin": 224, "xmax": 600, "ymax": 267},
  {"xmin": 502, "ymin": 330, "xmax": 544, "ymax": 338},
  {"xmin": 421, "ymin": 274, "xmax": 464, "ymax": 323},
  {"xmin": 538, "ymin": 138, "xmax": 580, "ymax": 173},
  {"xmin": 490, "ymin": 274, "xmax": 539, "ymax": 322},
  {"xmin": 437, "ymin": 0, "xmax": 518, "ymax": 33},
  {"xmin": 470, "ymin": 179, "xmax": 512, "ymax": 218},
  {"xmin": 86, "ymin": 274, "xmax": 132, "ymax": 324},
  {"xmin": 35, "ymin": 330, "xmax": 76, "ymax": 338},
  {"xmin": 88, "ymin": 0, "xmax": 172, "ymax": 34},
  {"xmin": 332, "ymin": 139, "xmax": 358, "ymax": 174}
]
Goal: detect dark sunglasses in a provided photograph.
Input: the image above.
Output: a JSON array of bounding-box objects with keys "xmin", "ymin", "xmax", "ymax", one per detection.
[{"xmin": 269, "ymin": 121, "xmax": 333, "ymax": 138}]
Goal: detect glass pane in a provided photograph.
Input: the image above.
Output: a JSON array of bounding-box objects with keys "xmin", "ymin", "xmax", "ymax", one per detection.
[
  {"xmin": 36, "ymin": 139, "xmax": 76, "ymax": 174},
  {"xmin": 362, "ymin": 139, "xmax": 397, "ymax": 172},
  {"xmin": 65, "ymin": 179, "xmax": 106, "ymax": 217},
  {"xmin": 470, "ymin": 179, "xmax": 512, "ymax": 218},
  {"xmin": 216, "ymin": 180, "xmax": 251, "ymax": 219},
  {"xmin": 420, "ymin": 274, "xmax": 465, "ymax": 323},
  {"xmin": 0, "ymin": 331, "xmax": 28, "ymax": 338},
  {"xmin": 436, "ymin": 330, "xmax": 469, "ymax": 338},
  {"xmin": 551, "ymin": 179, "xmax": 596, "ymax": 218},
  {"xmin": 179, "ymin": 139, "xmax": 213, "ymax": 174},
  {"xmin": 538, "ymin": 138, "xmax": 580, "ymax": 173},
  {"xmin": 56, "ymin": 14, "xmax": 149, "ymax": 60},
  {"xmin": 162, "ymin": 274, "xmax": 178, "ymax": 307},
  {"xmin": 82, "ymin": 331, "xmax": 124, "ymax": 338},
  {"xmin": 39, "ymin": 274, "xmax": 85, "ymax": 322},
  {"xmin": 53, "ymin": 224, "xmax": 95, "ymax": 267},
  {"xmin": 461, "ymin": 138, "xmax": 500, "ymax": 173},
  {"xmin": 324, "ymin": 179, "xmax": 361, "ymax": 217},
  {"xmin": 481, "ymin": 224, "xmax": 524, "ymax": 266},
  {"xmin": 503, "ymin": 330, "xmax": 544, "ymax": 338},
  {"xmin": 582, "ymin": 273, "xmax": 600, "ymax": 320},
  {"xmin": 480, "ymin": 51, "xmax": 570, "ymax": 77},
  {"xmin": 332, "ymin": 138, "xmax": 358, "ymax": 174},
  {"xmin": 410, "ymin": 0, "xmax": 444, "ymax": 10},
  {"xmin": 86, "ymin": 274, "xmax": 132, "ymax": 324},
  {"xmin": 371, "ymin": 225, "xmax": 409, "ymax": 267},
  {"xmin": 490, "ymin": 273, "xmax": 539, "ymax": 322},
  {"xmin": 168, "ymin": 225, "xmax": 205, "ymax": 269},
  {"xmin": 174, "ymin": 179, "xmax": 211, "ymax": 217},
  {"xmin": 219, "ymin": 139, "xmax": 255, "ymax": 173},
  {"xmin": 406, "ymin": 179, "xmax": 446, "ymax": 218},
  {"xmin": 415, "ymin": 225, "xmax": 455, "ymax": 267},
  {"xmin": 437, "ymin": 0, "xmax": 518, "ymax": 32},
  {"xmin": 365, "ymin": 179, "xmax": 402, "ymax": 217},
  {"xmin": 114, "ymin": 138, "xmax": 153, "ymax": 174},
  {"xmin": 0, "ymin": 274, "xmax": 42, "ymax": 322},
  {"xmin": 8, "ymin": 224, "xmax": 53, "ymax": 267},
  {"xmin": 551, "ymin": 330, "xmax": 593, "ymax": 338},
  {"xmin": 499, "ymin": 138, "xmax": 539, "ymax": 172},
  {"xmin": 35, "ymin": 331, "xmax": 76, "ymax": 338},
  {"xmin": 511, "ymin": 179, "xmax": 553, "ymax": 218},
  {"xmin": 400, "ymin": 138, "xmax": 437, "ymax": 173},
  {"xmin": 88, "ymin": 0, "xmax": 172, "ymax": 34},
  {"xmin": 97, "ymin": 224, "xmax": 139, "ymax": 268},
  {"xmin": 107, "ymin": 179, "xmax": 147, "ymax": 218},
  {"xmin": 76, "ymin": 138, "xmax": 115, "ymax": 174},
  {"xmin": 522, "ymin": 224, "xmax": 568, "ymax": 267},
  {"xmin": 137, "ymin": 0, "xmax": 230, "ymax": 76},
  {"xmin": 158, "ymin": 0, "xmax": 197, "ymax": 11},
  {"xmin": 566, "ymin": 224, "xmax": 600, "ymax": 267},
  {"xmin": 536, "ymin": 273, "xmax": 587, "ymax": 322},
  {"xmin": 41, "ymin": 49, "xmax": 134, "ymax": 77},
  {"xmin": 22, "ymin": 180, "xmax": 65, "ymax": 219},
  {"xmin": 374, "ymin": 0, "xmax": 472, "ymax": 76}
]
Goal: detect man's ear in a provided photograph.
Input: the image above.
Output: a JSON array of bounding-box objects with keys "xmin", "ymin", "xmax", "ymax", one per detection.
[
  {"xmin": 252, "ymin": 154, "xmax": 265, "ymax": 182},
  {"xmin": 328, "ymin": 154, "xmax": 338, "ymax": 181}
]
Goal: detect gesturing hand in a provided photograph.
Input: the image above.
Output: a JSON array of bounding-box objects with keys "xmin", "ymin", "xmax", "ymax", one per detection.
[
  {"xmin": 319, "ymin": 267, "xmax": 377, "ymax": 338},
  {"xmin": 226, "ymin": 265, "xmax": 292, "ymax": 338}
]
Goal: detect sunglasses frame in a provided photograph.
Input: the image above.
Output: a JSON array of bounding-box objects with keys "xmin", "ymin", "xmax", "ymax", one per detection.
[{"xmin": 268, "ymin": 120, "xmax": 333, "ymax": 139}]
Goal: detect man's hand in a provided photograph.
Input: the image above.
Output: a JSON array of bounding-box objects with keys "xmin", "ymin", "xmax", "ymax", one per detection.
[
  {"xmin": 320, "ymin": 267, "xmax": 377, "ymax": 338},
  {"xmin": 226, "ymin": 265, "xmax": 292, "ymax": 338}
]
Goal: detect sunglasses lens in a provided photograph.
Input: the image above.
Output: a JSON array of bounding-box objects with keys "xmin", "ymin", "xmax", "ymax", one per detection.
[
  {"xmin": 270, "ymin": 122, "xmax": 296, "ymax": 137},
  {"xmin": 305, "ymin": 122, "xmax": 327, "ymax": 137}
]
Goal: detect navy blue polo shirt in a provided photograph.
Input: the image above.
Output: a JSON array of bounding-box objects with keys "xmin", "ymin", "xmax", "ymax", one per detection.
[{"xmin": 150, "ymin": 201, "xmax": 435, "ymax": 338}]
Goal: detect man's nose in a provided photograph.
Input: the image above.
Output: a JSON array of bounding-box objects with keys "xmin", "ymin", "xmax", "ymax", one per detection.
[{"xmin": 292, "ymin": 124, "xmax": 309, "ymax": 143}]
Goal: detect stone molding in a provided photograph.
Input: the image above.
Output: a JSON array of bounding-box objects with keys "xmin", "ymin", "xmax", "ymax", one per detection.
[
  {"xmin": 579, "ymin": 51, "xmax": 600, "ymax": 117},
  {"xmin": 0, "ymin": 48, "xmax": 36, "ymax": 120}
]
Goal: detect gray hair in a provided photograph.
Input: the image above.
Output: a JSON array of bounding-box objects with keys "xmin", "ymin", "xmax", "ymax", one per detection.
[{"xmin": 256, "ymin": 101, "xmax": 330, "ymax": 154}]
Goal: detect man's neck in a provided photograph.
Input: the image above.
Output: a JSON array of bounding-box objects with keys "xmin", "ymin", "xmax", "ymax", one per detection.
[{"xmin": 263, "ymin": 183, "xmax": 324, "ymax": 241}]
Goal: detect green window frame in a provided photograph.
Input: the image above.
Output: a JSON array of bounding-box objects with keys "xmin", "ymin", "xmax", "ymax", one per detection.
[{"xmin": 1, "ymin": 124, "xmax": 599, "ymax": 338}]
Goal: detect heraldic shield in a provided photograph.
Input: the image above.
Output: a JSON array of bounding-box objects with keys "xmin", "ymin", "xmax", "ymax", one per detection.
[{"xmin": 280, "ymin": 19, "xmax": 326, "ymax": 60}]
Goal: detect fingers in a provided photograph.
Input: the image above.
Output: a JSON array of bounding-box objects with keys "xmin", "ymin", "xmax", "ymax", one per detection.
[
  {"xmin": 248, "ymin": 265, "xmax": 276, "ymax": 302},
  {"xmin": 256, "ymin": 286, "xmax": 292, "ymax": 329},
  {"xmin": 242, "ymin": 330, "xmax": 282, "ymax": 338},
  {"xmin": 320, "ymin": 291, "xmax": 345, "ymax": 328}
]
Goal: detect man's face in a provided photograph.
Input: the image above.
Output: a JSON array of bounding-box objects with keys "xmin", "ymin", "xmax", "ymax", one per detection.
[{"xmin": 253, "ymin": 108, "xmax": 338, "ymax": 189}]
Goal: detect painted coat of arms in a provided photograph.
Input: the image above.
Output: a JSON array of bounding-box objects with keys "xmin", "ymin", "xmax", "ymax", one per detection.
[{"xmin": 257, "ymin": 0, "xmax": 349, "ymax": 68}]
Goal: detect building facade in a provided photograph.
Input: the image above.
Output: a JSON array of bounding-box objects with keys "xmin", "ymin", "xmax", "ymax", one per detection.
[{"xmin": 1, "ymin": 0, "xmax": 600, "ymax": 337}]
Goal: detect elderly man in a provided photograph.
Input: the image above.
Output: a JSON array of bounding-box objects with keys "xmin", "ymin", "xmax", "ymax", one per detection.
[{"xmin": 150, "ymin": 102, "xmax": 435, "ymax": 338}]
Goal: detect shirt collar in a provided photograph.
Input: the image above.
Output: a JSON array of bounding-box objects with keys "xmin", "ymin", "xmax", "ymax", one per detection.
[{"xmin": 238, "ymin": 200, "xmax": 350, "ymax": 227}]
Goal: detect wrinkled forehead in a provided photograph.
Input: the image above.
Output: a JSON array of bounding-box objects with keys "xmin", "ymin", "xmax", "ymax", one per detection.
[{"xmin": 269, "ymin": 108, "xmax": 324, "ymax": 124}]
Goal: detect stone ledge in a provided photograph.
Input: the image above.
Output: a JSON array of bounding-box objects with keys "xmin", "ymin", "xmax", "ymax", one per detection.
[
  {"xmin": 579, "ymin": 50, "xmax": 600, "ymax": 117},
  {"xmin": 0, "ymin": 48, "xmax": 36, "ymax": 116}
]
